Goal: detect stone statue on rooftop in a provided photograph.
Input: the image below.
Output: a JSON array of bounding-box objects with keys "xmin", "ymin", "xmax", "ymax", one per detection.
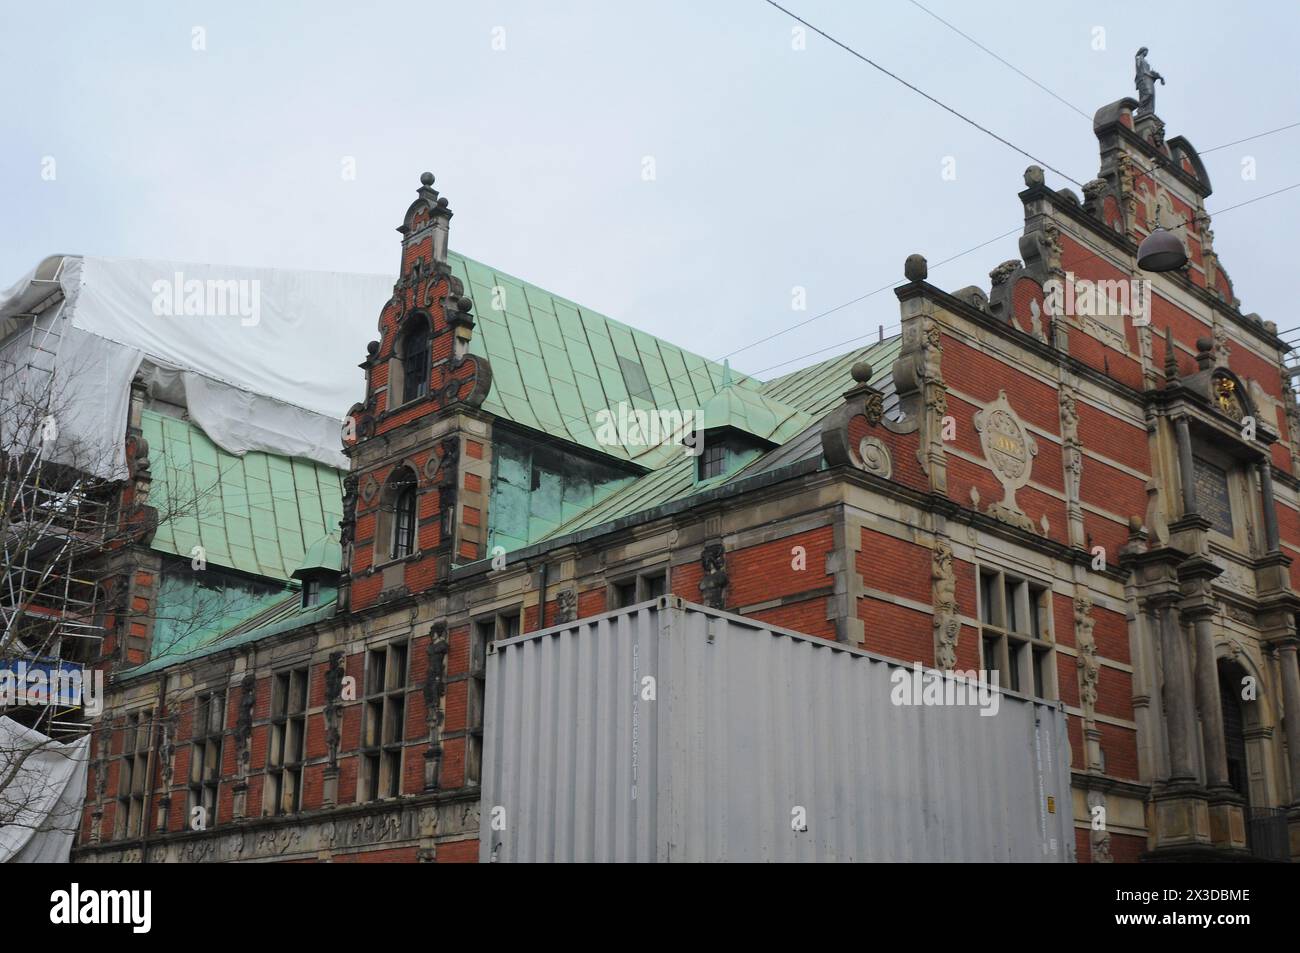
[{"xmin": 1134, "ymin": 47, "xmax": 1165, "ymax": 116}]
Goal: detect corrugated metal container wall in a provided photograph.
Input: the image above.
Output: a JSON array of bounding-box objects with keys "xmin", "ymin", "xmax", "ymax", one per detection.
[{"xmin": 481, "ymin": 597, "xmax": 1075, "ymax": 862}]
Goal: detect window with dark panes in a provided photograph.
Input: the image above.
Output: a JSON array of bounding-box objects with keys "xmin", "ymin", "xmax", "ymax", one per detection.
[
  {"xmin": 393, "ymin": 486, "xmax": 417, "ymax": 558},
  {"xmin": 977, "ymin": 569, "xmax": 1055, "ymax": 699},
  {"xmin": 401, "ymin": 319, "xmax": 430, "ymax": 403}
]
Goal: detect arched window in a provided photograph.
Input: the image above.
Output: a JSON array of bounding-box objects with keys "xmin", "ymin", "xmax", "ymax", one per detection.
[
  {"xmin": 392, "ymin": 484, "xmax": 417, "ymax": 559},
  {"xmin": 399, "ymin": 317, "xmax": 430, "ymax": 404},
  {"xmin": 376, "ymin": 465, "xmax": 419, "ymax": 563}
]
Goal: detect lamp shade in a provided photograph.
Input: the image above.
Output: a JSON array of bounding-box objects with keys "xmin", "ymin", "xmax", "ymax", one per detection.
[{"xmin": 1137, "ymin": 227, "xmax": 1187, "ymax": 272}]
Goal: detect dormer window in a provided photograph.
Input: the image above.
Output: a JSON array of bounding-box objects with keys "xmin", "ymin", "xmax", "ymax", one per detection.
[
  {"xmin": 698, "ymin": 441, "xmax": 726, "ymax": 480},
  {"xmin": 291, "ymin": 532, "xmax": 342, "ymax": 610},
  {"xmin": 693, "ymin": 429, "xmax": 770, "ymax": 483},
  {"xmin": 690, "ymin": 372, "xmax": 805, "ymax": 484}
]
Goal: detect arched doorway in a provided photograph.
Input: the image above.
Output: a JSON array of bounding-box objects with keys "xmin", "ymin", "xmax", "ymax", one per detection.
[{"xmin": 1219, "ymin": 657, "xmax": 1288, "ymax": 859}]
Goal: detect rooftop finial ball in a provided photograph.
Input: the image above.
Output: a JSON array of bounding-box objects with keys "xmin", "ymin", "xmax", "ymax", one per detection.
[{"xmin": 420, "ymin": 172, "xmax": 435, "ymax": 186}]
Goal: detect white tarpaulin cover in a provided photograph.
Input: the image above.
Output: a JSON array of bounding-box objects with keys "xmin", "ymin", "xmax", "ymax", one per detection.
[
  {"xmin": 0, "ymin": 256, "xmax": 392, "ymax": 478},
  {"xmin": 0, "ymin": 717, "xmax": 90, "ymax": 863}
]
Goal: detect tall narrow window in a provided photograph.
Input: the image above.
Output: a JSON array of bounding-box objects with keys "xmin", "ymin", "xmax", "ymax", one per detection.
[
  {"xmin": 401, "ymin": 319, "xmax": 430, "ymax": 403},
  {"xmin": 393, "ymin": 486, "xmax": 417, "ymax": 558},
  {"xmin": 360, "ymin": 642, "xmax": 408, "ymax": 802},
  {"xmin": 265, "ymin": 668, "xmax": 308, "ymax": 816},
  {"xmin": 467, "ymin": 609, "xmax": 522, "ymax": 785},
  {"xmin": 188, "ymin": 693, "xmax": 224, "ymax": 830},
  {"xmin": 116, "ymin": 710, "xmax": 152, "ymax": 840}
]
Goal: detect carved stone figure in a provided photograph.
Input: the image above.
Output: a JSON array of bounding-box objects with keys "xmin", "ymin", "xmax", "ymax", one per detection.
[
  {"xmin": 324, "ymin": 651, "xmax": 345, "ymax": 768},
  {"xmin": 699, "ymin": 543, "xmax": 728, "ymax": 609},
  {"xmin": 932, "ymin": 540, "xmax": 960, "ymax": 670},
  {"xmin": 234, "ymin": 671, "xmax": 256, "ymax": 773},
  {"xmin": 1059, "ymin": 388, "xmax": 1085, "ymax": 546},
  {"xmin": 1075, "ymin": 596, "xmax": 1100, "ymax": 716},
  {"xmin": 555, "ymin": 587, "xmax": 578, "ymax": 624},
  {"xmin": 424, "ymin": 623, "xmax": 450, "ymax": 791},
  {"xmin": 1134, "ymin": 47, "xmax": 1165, "ymax": 116}
]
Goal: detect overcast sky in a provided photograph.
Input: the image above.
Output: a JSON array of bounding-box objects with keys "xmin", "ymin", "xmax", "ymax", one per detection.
[{"xmin": 3, "ymin": 0, "xmax": 1298, "ymax": 379}]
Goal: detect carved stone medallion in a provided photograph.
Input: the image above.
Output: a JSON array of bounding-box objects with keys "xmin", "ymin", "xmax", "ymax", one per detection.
[
  {"xmin": 973, "ymin": 390, "xmax": 1038, "ymax": 532},
  {"xmin": 852, "ymin": 436, "xmax": 893, "ymax": 479}
]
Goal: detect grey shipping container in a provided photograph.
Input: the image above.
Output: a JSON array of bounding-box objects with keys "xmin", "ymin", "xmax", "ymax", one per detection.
[{"xmin": 480, "ymin": 596, "xmax": 1075, "ymax": 862}]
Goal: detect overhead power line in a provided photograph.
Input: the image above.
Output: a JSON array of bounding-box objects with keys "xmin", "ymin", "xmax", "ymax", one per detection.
[
  {"xmin": 1201, "ymin": 121, "xmax": 1300, "ymax": 155},
  {"xmin": 763, "ymin": 0, "xmax": 1088, "ymax": 187},
  {"xmin": 905, "ymin": 0, "xmax": 1092, "ymax": 120},
  {"xmin": 718, "ymin": 228, "xmax": 1021, "ymax": 362},
  {"xmin": 904, "ymin": 1, "xmax": 1298, "ymax": 158},
  {"xmin": 736, "ymin": 179, "xmax": 1300, "ymax": 376}
]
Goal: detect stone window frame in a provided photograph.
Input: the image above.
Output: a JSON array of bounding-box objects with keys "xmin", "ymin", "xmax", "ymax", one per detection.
[
  {"xmin": 373, "ymin": 464, "xmax": 421, "ymax": 567},
  {"xmin": 608, "ymin": 568, "xmax": 669, "ymax": 610},
  {"xmin": 358, "ymin": 640, "xmax": 409, "ymax": 802},
  {"xmin": 115, "ymin": 708, "xmax": 152, "ymax": 840},
  {"xmin": 976, "ymin": 567, "xmax": 1056, "ymax": 700},
  {"xmin": 187, "ymin": 693, "xmax": 224, "ymax": 830},
  {"xmin": 466, "ymin": 607, "xmax": 522, "ymax": 786},
  {"xmin": 389, "ymin": 311, "xmax": 432, "ymax": 408},
  {"xmin": 263, "ymin": 666, "xmax": 309, "ymax": 817}
]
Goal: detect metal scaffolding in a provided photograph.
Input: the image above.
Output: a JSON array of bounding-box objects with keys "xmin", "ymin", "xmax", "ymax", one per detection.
[{"xmin": 1, "ymin": 260, "xmax": 105, "ymax": 737}]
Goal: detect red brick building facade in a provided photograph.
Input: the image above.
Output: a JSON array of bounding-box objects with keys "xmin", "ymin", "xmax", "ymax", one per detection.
[{"xmin": 73, "ymin": 95, "xmax": 1300, "ymax": 863}]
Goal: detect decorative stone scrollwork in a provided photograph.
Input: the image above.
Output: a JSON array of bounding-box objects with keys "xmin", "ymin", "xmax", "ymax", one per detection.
[
  {"xmin": 853, "ymin": 436, "xmax": 892, "ymax": 479},
  {"xmin": 932, "ymin": 540, "xmax": 959, "ymax": 671},
  {"xmin": 360, "ymin": 474, "xmax": 379, "ymax": 505},
  {"xmin": 255, "ymin": 828, "xmax": 301, "ymax": 856},
  {"xmin": 989, "ymin": 260, "xmax": 1020, "ymax": 286}
]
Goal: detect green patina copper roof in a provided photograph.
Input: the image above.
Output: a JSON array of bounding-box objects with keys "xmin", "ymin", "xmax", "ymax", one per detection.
[
  {"xmin": 142, "ymin": 410, "xmax": 344, "ymax": 581},
  {"xmin": 293, "ymin": 532, "xmax": 342, "ymax": 579},
  {"xmin": 450, "ymin": 252, "xmax": 760, "ymax": 468},
  {"xmin": 126, "ymin": 589, "xmax": 337, "ymax": 681},
  {"xmin": 148, "ymin": 572, "xmax": 291, "ymax": 665},
  {"xmin": 698, "ymin": 377, "xmax": 811, "ymax": 444},
  {"xmin": 759, "ymin": 336, "xmax": 903, "ymax": 420},
  {"xmin": 530, "ymin": 337, "xmax": 903, "ymax": 539}
]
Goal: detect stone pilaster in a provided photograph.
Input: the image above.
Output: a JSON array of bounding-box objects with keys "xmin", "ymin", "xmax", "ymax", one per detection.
[{"xmin": 1276, "ymin": 641, "xmax": 1300, "ymax": 860}]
